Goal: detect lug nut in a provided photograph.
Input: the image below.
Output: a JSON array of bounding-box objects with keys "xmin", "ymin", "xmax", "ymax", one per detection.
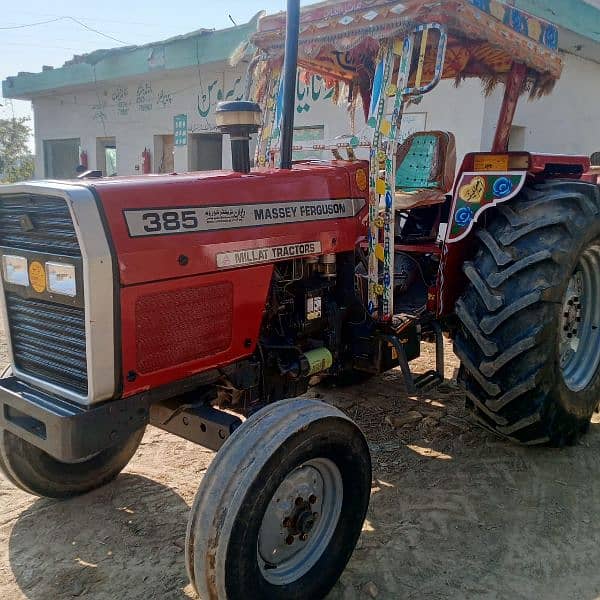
[
  {"xmin": 299, "ymin": 533, "xmax": 308, "ymax": 542},
  {"xmin": 567, "ymin": 333, "xmax": 573, "ymax": 339},
  {"xmin": 282, "ymin": 518, "xmax": 292, "ymax": 528},
  {"xmin": 308, "ymin": 495, "xmax": 317, "ymax": 505},
  {"xmin": 295, "ymin": 497, "xmax": 304, "ymax": 506},
  {"xmin": 285, "ymin": 535, "xmax": 294, "ymax": 545},
  {"xmin": 313, "ymin": 512, "xmax": 319, "ymax": 519}
]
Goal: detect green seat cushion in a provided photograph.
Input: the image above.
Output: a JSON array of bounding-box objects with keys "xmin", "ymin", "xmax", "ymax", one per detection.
[{"xmin": 395, "ymin": 134, "xmax": 439, "ymax": 192}]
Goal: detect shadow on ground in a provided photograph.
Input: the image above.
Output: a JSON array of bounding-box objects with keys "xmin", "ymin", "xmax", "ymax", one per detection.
[{"xmin": 8, "ymin": 474, "xmax": 191, "ymax": 600}]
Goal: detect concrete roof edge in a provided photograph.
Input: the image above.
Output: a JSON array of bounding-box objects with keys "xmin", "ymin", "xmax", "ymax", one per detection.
[{"xmin": 2, "ymin": 12, "xmax": 262, "ymax": 100}]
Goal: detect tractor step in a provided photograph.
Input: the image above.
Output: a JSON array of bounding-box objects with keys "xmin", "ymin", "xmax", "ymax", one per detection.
[
  {"xmin": 384, "ymin": 321, "xmax": 445, "ymax": 394},
  {"xmin": 414, "ymin": 370, "xmax": 444, "ymax": 390}
]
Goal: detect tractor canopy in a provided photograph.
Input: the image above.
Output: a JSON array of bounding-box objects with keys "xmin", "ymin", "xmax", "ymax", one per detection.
[
  {"xmin": 251, "ymin": 0, "xmax": 562, "ymax": 111},
  {"xmin": 248, "ymin": 0, "xmax": 564, "ymax": 323}
]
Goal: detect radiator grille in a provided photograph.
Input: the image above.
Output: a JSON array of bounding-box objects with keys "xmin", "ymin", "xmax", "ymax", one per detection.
[
  {"xmin": 0, "ymin": 194, "xmax": 81, "ymax": 257},
  {"xmin": 5, "ymin": 293, "xmax": 88, "ymax": 394},
  {"xmin": 0, "ymin": 193, "xmax": 87, "ymax": 395},
  {"xmin": 135, "ymin": 283, "xmax": 233, "ymax": 374}
]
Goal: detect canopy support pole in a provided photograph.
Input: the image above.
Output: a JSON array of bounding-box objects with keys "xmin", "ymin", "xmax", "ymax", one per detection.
[
  {"xmin": 279, "ymin": 0, "xmax": 301, "ymax": 170},
  {"xmin": 492, "ymin": 62, "xmax": 527, "ymax": 153}
]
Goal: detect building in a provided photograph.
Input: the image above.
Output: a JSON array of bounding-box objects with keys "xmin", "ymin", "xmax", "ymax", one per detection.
[{"xmin": 2, "ymin": 1, "xmax": 600, "ymax": 179}]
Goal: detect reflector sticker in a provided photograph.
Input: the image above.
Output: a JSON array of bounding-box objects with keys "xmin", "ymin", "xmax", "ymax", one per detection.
[
  {"xmin": 123, "ymin": 198, "xmax": 365, "ymax": 237},
  {"xmin": 216, "ymin": 241, "xmax": 322, "ymax": 269}
]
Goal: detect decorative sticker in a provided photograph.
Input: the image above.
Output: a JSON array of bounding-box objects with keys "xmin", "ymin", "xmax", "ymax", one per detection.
[
  {"xmin": 446, "ymin": 172, "xmax": 527, "ymax": 243},
  {"xmin": 29, "ymin": 261, "xmax": 46, "ymax": 294},
  {"xmin": 355, "ymin": 168, "xmax": 368, "ymax": 192}
]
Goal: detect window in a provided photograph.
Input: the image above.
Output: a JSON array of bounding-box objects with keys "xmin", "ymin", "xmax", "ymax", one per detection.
[
  {"xmin": 508, "ymin": 126, "xmax": 526, "ymax": 152},
  {"xmin": 43, "ymin": 138, "xmax": 81, "ymax": 179},
  {"xmin": 293, "ymin": 126, "xmax": 325, "ymax": 161},
  {"xmin": 189, "ymin": 134, "xmax": 223, "ymax": 171}
]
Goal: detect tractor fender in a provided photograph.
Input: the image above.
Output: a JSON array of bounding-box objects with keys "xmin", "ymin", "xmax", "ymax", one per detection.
[{"xmin": 445, "ymin": 171, "xmax": 527, "ymax": 244}]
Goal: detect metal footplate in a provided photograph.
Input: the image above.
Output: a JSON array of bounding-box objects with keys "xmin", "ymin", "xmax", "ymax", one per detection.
[{"xmin": 385, "ymin": 321, "xmax": 445, "ymax": 393}]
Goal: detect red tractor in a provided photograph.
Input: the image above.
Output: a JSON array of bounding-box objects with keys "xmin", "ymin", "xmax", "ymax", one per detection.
[{"xmin": 0, "ymin": 0, "xmax": 598, "ymax": 597}]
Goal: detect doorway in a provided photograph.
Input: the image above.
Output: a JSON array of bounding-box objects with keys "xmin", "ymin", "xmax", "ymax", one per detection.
[
  {"xmin": 154, "ymin": 135, "xmax": 175, "ymax": 173},
  {"xmin": 96, "ymin": 137, "xmax": 117, "ymax": 176}
]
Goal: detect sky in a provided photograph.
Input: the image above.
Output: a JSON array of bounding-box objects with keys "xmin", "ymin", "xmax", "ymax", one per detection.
[
  {"xmin": 2, "ymin": 0, "xmax": 600, "ymax": 127},
  {"xmin": 0, "ymin": 1, "xmax": 317, "ymax": 126}
]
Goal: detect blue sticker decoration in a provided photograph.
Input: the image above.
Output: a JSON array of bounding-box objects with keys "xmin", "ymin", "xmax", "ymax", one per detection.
[
  {"xmin": 383, "ymin": 273, "xmax": 391, "ymax": 287},
  {"xmin": 369, "ymin": 58, "xmax": 385, "ymax": 121},
  {"xmin": 385, "ymin": 191, "xmax": 393, "ymax": 209},
  {"xmin": 493, "ymin": 176, "xmax": 514, "ymax": 198},
  {"xmin": 509, "ymin": 8, "xmax": 528, "ymax": 36},
  {"xmin": 470, "ymin": 0, "xmax": 490, "ymax": 11},
  {"xmin": 367, "ymin": 300, "xmax": 375, "ymax": 315},
  {"xmin": 543, "ymin": 24, "xmax": 559, "ymax": 50},
  {"xmin": 455, "ymin": 206, "xmax": 474, "ymax": 228}
]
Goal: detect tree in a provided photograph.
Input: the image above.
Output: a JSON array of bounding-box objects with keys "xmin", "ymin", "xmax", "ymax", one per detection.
[{"xmin": 0, "ymin": 117, "xmax": 34, "ymax": 183}]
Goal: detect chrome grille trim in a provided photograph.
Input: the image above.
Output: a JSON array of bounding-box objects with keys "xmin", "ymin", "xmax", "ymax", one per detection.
[{"xmin": 0, "ymin": 182, "xmax": 116, "ymax": 406}]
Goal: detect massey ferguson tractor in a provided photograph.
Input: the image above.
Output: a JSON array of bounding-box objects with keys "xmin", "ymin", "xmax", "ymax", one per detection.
[{"xmin": 1, "ymin": 0, "xmax": 599, "ymax": 597}]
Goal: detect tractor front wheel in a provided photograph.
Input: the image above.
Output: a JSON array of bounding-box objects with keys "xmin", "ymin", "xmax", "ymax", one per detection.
[
  {"xmin": 0, "ymin": 427, "xmax": 146, "ymax": 498},
  {"xmin": 185, "ymin": 398, "xmax": 371, "ymax": 600},
  {"xmin": 455, "ymin": 180, "xmax": 600, "ymax": 446}
]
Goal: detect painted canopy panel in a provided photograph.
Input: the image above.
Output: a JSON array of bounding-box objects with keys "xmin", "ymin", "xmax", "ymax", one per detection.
[{"xmin": 253, "ymin": 0, "xmax": 562, "ymax": 88}]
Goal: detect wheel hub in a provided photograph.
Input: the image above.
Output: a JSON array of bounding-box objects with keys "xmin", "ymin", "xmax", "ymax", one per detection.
[
  {"xmin": 257, "ymin": 457, "xmax": 343, "ymax": 586},
  {"xmin": 559, "ymin": 244, "xmax": 600, "ymax": 392}
]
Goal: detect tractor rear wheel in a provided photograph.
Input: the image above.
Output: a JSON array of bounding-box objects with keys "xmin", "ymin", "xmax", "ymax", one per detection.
[
  {"xmin": 454, "ymin": 180, "xmax": 600, "ymax": 446},
  {"xmin": 0, "ymin": 427, "xmax": 146, "ymax": 498},
  {"xmin": 185, "ymin": 398, "xmax": 371, "ymax": 600}
]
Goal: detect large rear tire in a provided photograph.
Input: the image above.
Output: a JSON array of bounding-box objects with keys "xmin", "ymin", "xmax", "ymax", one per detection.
[
  {"xmin": 454, "ymin": 180, "xmax": 600, "ymax": 446},
  {"xmin": 0, "ymin": 427, "xmax": 146, "ymax": 498},
  {"xmin": 186, "ymin": 398, "xmax": 371, "ymax": 600}
]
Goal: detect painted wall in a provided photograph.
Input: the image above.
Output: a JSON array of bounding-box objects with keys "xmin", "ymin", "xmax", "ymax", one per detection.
[
  {"xmin": 30, "ymin": 52, "xmax": 600, "ymax": 180},
  {"xmin": 32, "ymin": 61, "xmax": 249, "ymax": 178}
]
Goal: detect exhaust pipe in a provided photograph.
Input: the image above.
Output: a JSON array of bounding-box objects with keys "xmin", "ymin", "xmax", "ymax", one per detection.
[{"xmin": 279, "ymin": 0, "xmax": 301, "ymax": 170}]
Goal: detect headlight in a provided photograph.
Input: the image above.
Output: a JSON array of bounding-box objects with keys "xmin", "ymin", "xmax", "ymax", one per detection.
[
  {"xmin": 46, "ymin": 262, "xmax": 77, "ymax": 297},
  {"xmin": 2, "ymin": 255, "xmax": 29, "ymax": 287}
]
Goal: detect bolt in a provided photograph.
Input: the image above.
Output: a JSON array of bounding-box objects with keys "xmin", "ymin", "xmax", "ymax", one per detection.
[
  {"xmin": 308, "ymin": 495, "xmax": 317, "ymax": 505},
  {"xmin": 573, "ymin": 296, "xmax": 579, "ymax": 303},
  {"xmin": 299, "ymin": 533, "xmax": 308, "ymax": 542},
  {"xmin": 313, "ymin": 512, "xmax": 319, "ymax": 519},
  {"xmin": 295, "ymin": 497, "xmax": 304, "ymax": 507},
  {"xmin": 563, "ymin": 325, "xmax": 570, "ymax": 331},
  {"xmin": 178, "ymin": 254, "xmax": 189, "ymax": 266},
  {"xmin": 285, "ymin": 535, "xmax": 294, "ymax": 545},
  {"xmin": 567, "ymin": 333, "xmax": 573, "ymax": 339},
  {"xmin": 282, "ymin": 518, "xmax": 292, "ymax": 528},
  {"xmin": 564, "ymin": 312, "xmax": 570, "ymax": 318},
  {"xmin": 568, "ymin": 300, "xmax": 574, "ymax": 306}
]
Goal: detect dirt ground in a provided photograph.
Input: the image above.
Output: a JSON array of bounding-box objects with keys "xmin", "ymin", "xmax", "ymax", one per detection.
[{"xmin": 2, "ymin": 327, "xmax": 600, "ymax": 600}]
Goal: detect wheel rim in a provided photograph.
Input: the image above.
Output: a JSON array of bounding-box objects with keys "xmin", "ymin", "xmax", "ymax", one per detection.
[
  {"xmin": 257, "ymin": 457, "xmax": 343, "ymax": 586},
  {"xmin": 559, "ymin": 242, "xmax": 600, "ymax": 392}
]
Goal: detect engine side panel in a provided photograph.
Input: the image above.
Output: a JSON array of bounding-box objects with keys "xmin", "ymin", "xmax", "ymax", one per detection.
[{"xmin": 120, "ymin": 265, "xmax": 273, "ymax": 396}]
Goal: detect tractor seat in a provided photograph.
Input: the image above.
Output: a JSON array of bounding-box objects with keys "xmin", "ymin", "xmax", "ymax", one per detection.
[{"xmin": 394, "ymin": 131, "xmax": 456, "ymax": 210}]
